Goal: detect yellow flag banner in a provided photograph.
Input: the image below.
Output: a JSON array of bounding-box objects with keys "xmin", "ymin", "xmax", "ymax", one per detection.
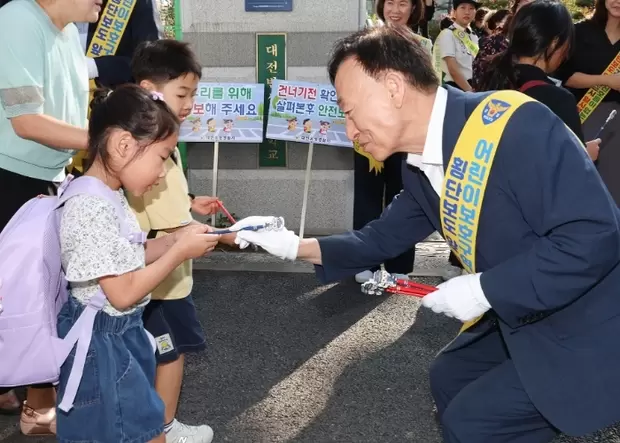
[{"xmin": 71, "ymin": 0, "xmax": 137, "ymax": 173}]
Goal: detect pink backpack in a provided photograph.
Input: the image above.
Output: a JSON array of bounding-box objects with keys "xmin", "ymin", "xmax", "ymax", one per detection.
[{"xmin": 0, "ymin": 175, "xmax": 146, "ymax": 412}]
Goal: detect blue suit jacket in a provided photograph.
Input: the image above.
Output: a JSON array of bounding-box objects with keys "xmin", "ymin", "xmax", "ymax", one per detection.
[
  {"xmin": 87, "ymin": 0, "xmax": 161, "ymax": 87},
  {"xmin": 316, "ymin": 87, "xmax": 620, "ymax": 436}
]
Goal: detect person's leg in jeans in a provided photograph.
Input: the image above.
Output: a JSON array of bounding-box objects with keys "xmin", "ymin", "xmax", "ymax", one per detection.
[
  {"xmin": 0, "ymin": 168, "xmax": 57, "ymax": 432},
  {"xmin": 353, "ymin": 151, "xmax": 386, "ymax": 282},
  {"xmin": 383, "ymin": 153, "xmax": 415, "ymax": 276}
]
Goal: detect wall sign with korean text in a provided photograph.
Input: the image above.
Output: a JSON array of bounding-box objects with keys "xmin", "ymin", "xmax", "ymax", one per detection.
[{"xmin": 256, "ymin": 33, "xmax": 287, "ymax": 167}]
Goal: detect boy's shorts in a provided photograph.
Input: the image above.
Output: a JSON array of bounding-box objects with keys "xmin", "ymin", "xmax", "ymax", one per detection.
[{"xmin": 142, "ymin": 295, "xmax": 206, "ymax": 364}]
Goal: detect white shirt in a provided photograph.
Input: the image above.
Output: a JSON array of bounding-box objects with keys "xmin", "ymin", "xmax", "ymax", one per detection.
[
  {"xmin": 405, "ymin": 86, "xmax": 490, "ymax": 308},
  {"xmin": 405, "ymin": 86, "xmax": 447, "ymax": 196},
  {"xmin": 436, "ymin": 24, "xmax": 478, "ymax": 82}
]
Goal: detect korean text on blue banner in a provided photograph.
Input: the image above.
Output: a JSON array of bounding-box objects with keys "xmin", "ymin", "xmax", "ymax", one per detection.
[
  {"xmin": 179, "ymin": 83, "xmax": 266, "ymax": 143},
  {"xmin": 265, "ymin": 80, "xmax": 352, "ymax": 148}
]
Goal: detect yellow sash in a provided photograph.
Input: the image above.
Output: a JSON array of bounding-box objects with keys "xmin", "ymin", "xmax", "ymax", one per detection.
[
  {"xmin": 432, "ymin": 30, "xmax": 448, "ymax": 80},
  {"xmin": 452, "ymin": 28, "xmax": 479, "ymax": 57},
  {"xmin": 413, "ymin": 34, "xmax": 433, "ymax": 55},
  {"xmin": 440, "ymin": 90, "xmax": 534, "ymax": 332},
  {"xmin": 71, "ymin": 0, "xmax": 137, "ymax": 173},
  {"xmin": 432, "ymin": 28, "xmax": 478, "ymax": 83},
  {"xmin": 577, "ymin": 51, "xmax": 620, "ymax": 123},
  {"xmin": 353, "ymin": 140, "xmax": 384, "ymax": 174}
]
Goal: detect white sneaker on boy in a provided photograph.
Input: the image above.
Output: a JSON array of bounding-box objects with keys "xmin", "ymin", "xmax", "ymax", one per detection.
[{"xmin": 165, "ymin": 419, "xmax": 214, "ymax": 443}]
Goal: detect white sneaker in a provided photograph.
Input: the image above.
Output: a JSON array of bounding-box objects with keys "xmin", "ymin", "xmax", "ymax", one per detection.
[
  {"xmin": 355, "ymin": 270, "xmax": 374, "ymax": 283},
  {"xmin": 165, "ymin": 419, "xmax": 214, "ymax": 443},
  {"xmin": 441, "ymin": 265, "xmax": 464, "ymax": 282}
]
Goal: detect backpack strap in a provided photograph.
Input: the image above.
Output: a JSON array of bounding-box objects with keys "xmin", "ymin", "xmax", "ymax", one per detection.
[
  {"xmin": 57, "ymin": 290, "xmax": 105, "ymax": 412},
  {"xmin": 56, "ymin": 175, "xmax": 146, "ymax": 244},
  {"xmin": 519, "ymin": 80, "xmax": 548, "ymax": 93}
]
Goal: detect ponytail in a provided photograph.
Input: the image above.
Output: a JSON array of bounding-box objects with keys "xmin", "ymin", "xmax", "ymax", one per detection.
[{"xmin": 477, "ymin": 48, "xmax": 518, "ymax": 92}]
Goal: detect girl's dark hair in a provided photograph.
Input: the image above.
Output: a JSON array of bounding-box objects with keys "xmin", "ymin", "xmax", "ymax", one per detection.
[
  {"xmin": 87, "ymin": 84, "xmax": 179, "ymax": 172},
  {"xmin": 486, "ymin": 8, "xmax": 510, "ymax": 33},
  {"xmin": 376, "ymin": 0, "xmax": 425, "ymax": 28},
  {"xmin": 478, "ymin": 0, "xmax": 575, "ymax": 91},
  {"xmin": 592, "ymin": 0, "xmax": 608, "ymax": 27}
]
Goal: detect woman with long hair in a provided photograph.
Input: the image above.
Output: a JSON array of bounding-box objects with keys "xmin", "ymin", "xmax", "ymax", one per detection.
[
  {"xmin": 478, "ymin": 1, "xmax": 601, "ymax": 159},
  {"xmin": 555, "ymin": 0, "xmax": 620, "ymax": 204},
  {"xmin": 472, "ymin": 8, "xmax": 510, "ymax": 90}
]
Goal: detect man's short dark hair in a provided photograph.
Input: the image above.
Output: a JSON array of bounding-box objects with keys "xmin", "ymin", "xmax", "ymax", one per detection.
[
  {"xmin": 132, "ymin": 39, "xmax": 202, "ymax": 84},
  {"xmin": 327, "ymin": 25, "xmax": 438, "ymax": 93}
]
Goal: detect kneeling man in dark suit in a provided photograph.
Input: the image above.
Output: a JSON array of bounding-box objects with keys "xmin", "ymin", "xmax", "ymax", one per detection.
[{"xmin": 231, "ymin": 24, "xmax": 620, "ymax": 442}]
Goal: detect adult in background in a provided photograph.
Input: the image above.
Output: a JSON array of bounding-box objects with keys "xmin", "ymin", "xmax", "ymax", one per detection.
[
  {"xmin": 555, "ymin": 0, "xmax": 620, "ymax": 205},
  {"xmin": 435, "ymin": 0, "xmax": 480, "ymax": 92},
  {"xmin": 234, "ymin": 25, "xmax": 620, "ymax": 442},
  {"xmin": 471, "ymin": 6, "xmax": 489, "ymax": 38},
  {"xmin": 70, "ymin": 0, "xmax": 163, "ymax": 175},
  {"xmin": 471, "ymin": 8, "xmax": 510, "ymax": 90},
  {"xmin": 477, "ymin": 0, "xmax": 601, "ymax": 159},
  {"xmin": 416, "ymin": 0, "xmax": 435, "ymax": 38},
  {"xmin": 353, "ymin": 0, "xmax": 426, "ymax": 285},
  {"xmin": 0, "ymin": 0, "xmax": 97, "ymax": 434}
]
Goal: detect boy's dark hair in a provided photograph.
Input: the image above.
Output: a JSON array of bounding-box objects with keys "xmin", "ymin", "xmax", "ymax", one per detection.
[
  {"xmin": 131, "ymin": 39, "xmax": 202, "ymax": 84},
  {"xmin": 87, "ymin": 84, "xmax": 179, "ymax": 172},
  {"xmin": 328, "ymin": 25, "xmax": 438, "ymax": 92}
]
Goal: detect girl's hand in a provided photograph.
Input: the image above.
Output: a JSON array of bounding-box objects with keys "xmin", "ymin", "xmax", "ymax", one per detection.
[
  {"xmin": 191, "ymin": 196, "xmax": 220, "ymax": 216},
  {"xmin": 172, "ymin": 224, "xmax": 220, "ymax": 260}
]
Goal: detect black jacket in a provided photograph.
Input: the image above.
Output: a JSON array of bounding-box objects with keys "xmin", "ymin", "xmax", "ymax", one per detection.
[{"xmin": 87, "ymin": 0, "xmax": 162, "ymax": 87}]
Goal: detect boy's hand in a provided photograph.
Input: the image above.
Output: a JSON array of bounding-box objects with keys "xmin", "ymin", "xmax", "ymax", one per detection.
[{"xmin": 191, "ymin": 196, "xmax": 220, "ymax": 216}]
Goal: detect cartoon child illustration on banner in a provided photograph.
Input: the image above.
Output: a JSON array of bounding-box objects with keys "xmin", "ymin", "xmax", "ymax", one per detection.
[{"xmin": 207, "ymin": 118, "xmax": 216, "ymax": 132}]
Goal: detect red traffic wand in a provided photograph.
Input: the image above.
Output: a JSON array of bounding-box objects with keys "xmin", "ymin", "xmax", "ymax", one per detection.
[{"xmin": 361, "ymin": 270, "xmax": 436, "ymax": 298}]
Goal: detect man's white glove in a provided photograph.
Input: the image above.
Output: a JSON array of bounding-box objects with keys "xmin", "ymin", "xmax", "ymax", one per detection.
[
  {"xmin": 229, "ymin": 216, "xmax": 284, "ymax": 249},
  {"xmin": 235, "ymin": 227, "xmax": 299, "ymax": 261},
  {"xmin": 421, "ymin": 273, "xmax": 491, "ymax": 322}
]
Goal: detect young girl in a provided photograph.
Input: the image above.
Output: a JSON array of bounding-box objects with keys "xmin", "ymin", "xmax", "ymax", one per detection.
[{"xmin": 55, "ymin": 84, "xmax": 221, "ymax": 443}]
